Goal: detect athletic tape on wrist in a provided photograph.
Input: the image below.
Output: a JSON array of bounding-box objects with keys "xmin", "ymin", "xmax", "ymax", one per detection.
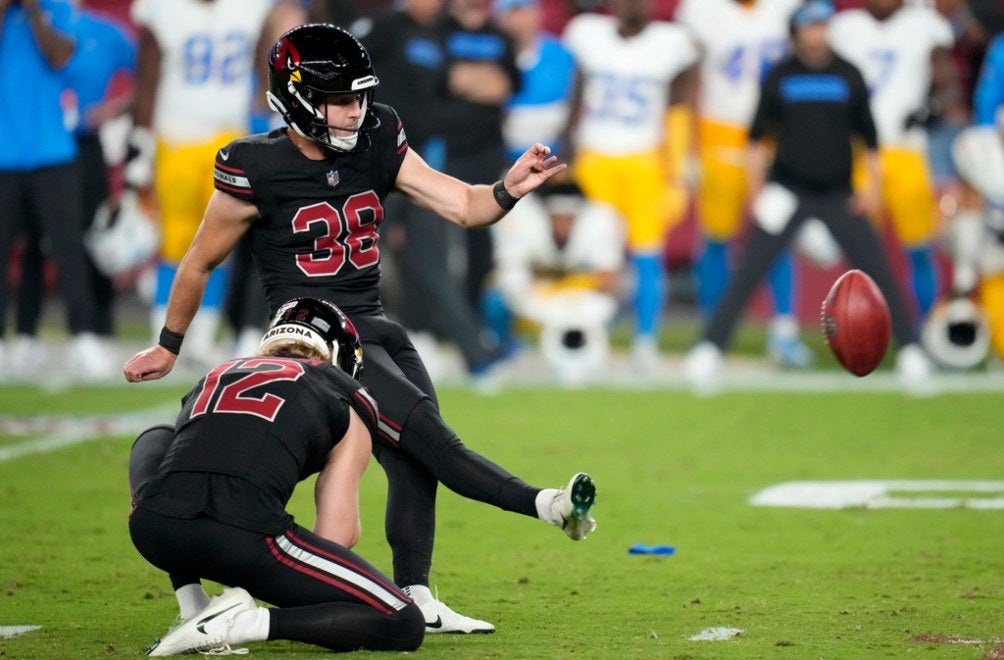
[
  {"xmin": 492, "ymin": 180, "xmax": 519, "ymax": 211},
  {"xmin": 158, "ymin": 327, "xmax": 184, "ymax": 355}
]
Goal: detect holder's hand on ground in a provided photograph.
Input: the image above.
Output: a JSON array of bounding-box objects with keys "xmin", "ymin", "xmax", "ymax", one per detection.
[
  {"xmin": 123, "ymin": 346, "xmax": 176, "ymax": 383},
  {"xmin": 503, "ymin": 144, "xmax": 567, "ymax": 198}
]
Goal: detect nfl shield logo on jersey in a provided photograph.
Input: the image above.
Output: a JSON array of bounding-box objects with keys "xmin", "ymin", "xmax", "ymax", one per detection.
[{"xmin": 326, "ymin": 170, "xmax": 340, "ymax": 187}]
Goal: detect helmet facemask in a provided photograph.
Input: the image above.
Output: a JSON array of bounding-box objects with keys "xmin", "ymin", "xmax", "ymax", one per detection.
[
  {"xmin": 267, "ymin": 75, "xmax": 377, "ymax": 152},
  {"xmin": 267, "ymin": 24, "xmax": 380, "ymax": 153}
]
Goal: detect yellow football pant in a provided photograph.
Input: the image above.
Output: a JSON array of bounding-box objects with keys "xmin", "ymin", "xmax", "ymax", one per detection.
[
  {"xmin": 696, "ymin": 119, "xmax": 749, "ymax": 241},
  {"xmin": 573, "ymin": 148, "xmax": 683, "ymax": 253},
  {"xmin": 155, "ymin": 131, "xmax": 243, "ymax": 262},
  {"xmin": 853, "ymin": 147, "xmax": 938, "ymax": 247}
]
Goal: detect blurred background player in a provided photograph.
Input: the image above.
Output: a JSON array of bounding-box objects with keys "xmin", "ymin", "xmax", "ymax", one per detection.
[
  {"xmin": 441, "ymin": 0, "xmax": 522, "ymax": 316},
  {"xmin": 829, "ymin": 0, "xmax": 958, "ymax": 326},
  {"xmin": 684, "ymin": 0, "xmax": 933, "ymax": 392},
  {"xmin": 562, "ymin": 0, "xmax": 698, "ymax": 367},
  {"xmin": 0, "ymin": 0, "xmax": 114, "ymax": 381},
  {"xmin": 921, "ymin": 0, "xmax": 988, "ymax": 200},
  {"xmin": 357, "ymin": 0, "xmax": 513, "ymax": 380},
  {"xmin": 929, "ymin": 32, "xmax": 1004, "ymax": 368},
  {"xmin": 496, "ymin": 0, "xmax": 576, "ymax": 163},
  {"xmin": 219, "ymin": 0, "xmax": 308, "ymax": 361},
  {"xmin": 489, "ymin": 179, "xmax": 624, "ymax": 385},
  {"xmin": 676, "ymin": 0, "xmax": 814, "ymax": 368},
  {"xmin": 126, "ymin": 0, "xmax": 276, "ymax": 369},
  {"xmin": 11, "ymin": 2, "xmax": 135, "ymax": 377}
]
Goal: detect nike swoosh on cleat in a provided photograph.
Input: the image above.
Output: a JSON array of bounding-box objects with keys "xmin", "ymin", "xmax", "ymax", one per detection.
[
  {"xmin": 425, "ymin": 616, "xmax": 444, "ymax": 629},
  {"xmin": 195, "ymin": 603, "xmax": 242, "ymax": 634}
]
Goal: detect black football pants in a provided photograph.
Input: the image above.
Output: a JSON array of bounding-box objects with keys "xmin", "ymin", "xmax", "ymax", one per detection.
[
  {"xmin": 129, "ymin": 508, "xmax": 424, "ymax": 652},
  {"xmin": 128, "ymin": 427, "xmax": 424, "ymax": 652},
  {"xmin": 352, "ymin": 314, "xmax": 540, "ymax": 588},
  {"xmin": 704, "ymin": 188, "xmax": 918, "ymax": 350}
]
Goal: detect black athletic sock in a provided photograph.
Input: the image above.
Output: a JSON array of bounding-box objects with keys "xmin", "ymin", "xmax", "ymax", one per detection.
[{"xmin": 374, "ymin": 444, "xmax": 437, "ymax": 587}]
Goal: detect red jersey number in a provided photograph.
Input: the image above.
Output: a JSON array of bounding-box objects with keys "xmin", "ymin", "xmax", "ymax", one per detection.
[
  {"xmin": 292, "ymin": 191, "xmax": 383, "ymax": 277},
  {"xmin": 189, "ymin": 358, "xmax": 306, "ymax": 422}
]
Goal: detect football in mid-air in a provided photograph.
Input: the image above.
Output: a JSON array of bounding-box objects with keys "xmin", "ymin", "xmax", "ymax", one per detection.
[{"xmin": 820, "ymin": 269, "xmax": 891, "ymax": 377}]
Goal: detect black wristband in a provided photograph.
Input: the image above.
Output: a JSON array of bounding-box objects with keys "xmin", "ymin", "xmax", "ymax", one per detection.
[
  {"xmin": 158, "ymin": 326, "xmax": 185, "ymax": 355},
  {"xmin": 492, "ymin": 180, "xmax": 519, "ymax": 211}
]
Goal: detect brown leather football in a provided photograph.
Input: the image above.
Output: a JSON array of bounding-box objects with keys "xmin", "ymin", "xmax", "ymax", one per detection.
[{"xmin": 821, "ymin": 270, "xmax": 891, "ymax": 377}]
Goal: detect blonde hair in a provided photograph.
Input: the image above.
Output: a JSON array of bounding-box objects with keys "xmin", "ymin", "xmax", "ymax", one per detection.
[{"xmin": 258, "ymin": 339, "xmax": 330, "ymax": 363}]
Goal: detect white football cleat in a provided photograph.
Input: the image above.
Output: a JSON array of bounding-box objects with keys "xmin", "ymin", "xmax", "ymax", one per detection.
[
  {"xmin": 684, "ymin": 341, "xmax": 724, "ymax": 392},
  {"xmin": 69, "ymin": 332, "xmax": 115, "ymax": 382},
  {"xmin": 630, "ymin": 336, "xmax": 660, "ymax": 373},
  {"xmin": 550, "ymin": 472, "xmax": 597, "ymax": 541},
  {"xmin": 146, "ymin": 587, "xmax": 255, "ymax": 656},
  {"xmin": 895, "ymin": 343, "xmax": 936, "ymax": 396},
  {"xmin": 403, "ymin": 585, "xmax": 495, "ymax": 634},
  {"xmin": 7, "ymin": 335, "xmax": 47, "ymax": 380}
]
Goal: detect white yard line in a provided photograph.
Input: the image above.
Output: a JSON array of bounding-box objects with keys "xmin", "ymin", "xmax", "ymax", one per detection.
[
  {"xmin": 750, "ymin": 480, "xmax": 1004, "ymax": 510},
  {"xmin": 0, "ymin": 626, "xmax": 42, "ymax": 639},
  {"xmin": 0, "ymin": 404, "xmax": 177, "ymax": 463}
]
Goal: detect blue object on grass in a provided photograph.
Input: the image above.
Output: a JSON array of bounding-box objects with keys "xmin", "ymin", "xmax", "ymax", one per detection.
[{"xmin": 629, "ymin": 544, "xmax": 676, "ymax": 555}]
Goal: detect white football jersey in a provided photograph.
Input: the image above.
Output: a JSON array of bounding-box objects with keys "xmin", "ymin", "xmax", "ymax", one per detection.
[
  {"xmin": 677, "ymin": 0, "xmax": 801, "ymax": 127},
  {"xmin": 829, "ymin": 6, "xmax": 953, "ymax": 147},
  {"xmin": 132, "ymin": 0, "xmax": 273, "ymax": 143},
  {"xmin": 563, "ymin": 15, "xmax": 698, "ymax": 154}
]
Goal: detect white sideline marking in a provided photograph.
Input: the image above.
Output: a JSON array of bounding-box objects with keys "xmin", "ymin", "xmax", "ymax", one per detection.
[
  {"xmin": 0, "ymin": 625, "xmax": 41, "ymax": 639},
  {"xmin": 750, "ymin": 480, "xmax": 1004, "ymax": 510},
  {"xmin": 0, "ymin": 405, "xmax": 176, "ymax": 463},
  {"xmin": 690, "ymin": 627, "xmax": 744, "ymax": 641}
]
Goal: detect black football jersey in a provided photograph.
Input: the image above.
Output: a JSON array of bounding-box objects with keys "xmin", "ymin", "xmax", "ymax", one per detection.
[
  {"xmin": 214, "ymin": 104, "xmax": 409, "ymax": 315},
  {"xmin": 144, "ymin": 356, "xmax": 379, "ymax": 532}
]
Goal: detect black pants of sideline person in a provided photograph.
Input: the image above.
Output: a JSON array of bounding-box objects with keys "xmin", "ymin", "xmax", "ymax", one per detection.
[
  {"xmin": 382, "ymin": 192, "xmax": 497, "ymax": 371},
  {"xmin": 0, "ymin": 160, "xmax": 97, "ymax": 337},
  {"xmin": 15, "ymin": 134, "xmax": 113, "ymax": 336},
  {"xmin": 704, "ymin": 186, "xmax": 918, "ymax": 351},
  {"xmin": 445, "ymin": 145, "xmax": 507, "ymax": 311}
]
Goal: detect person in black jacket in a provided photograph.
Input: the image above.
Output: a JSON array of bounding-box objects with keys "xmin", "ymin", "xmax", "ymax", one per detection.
[
  {"xmin": 683, "ymin": 0, "xmax": 933, "ymax": 391},
  {"xmin": 441, "ymin": 0, "xmax": 521, "ymax": 311},
  {"xmin": 357, "ymin": 0, "xmax": 510, "ymax": 377}
]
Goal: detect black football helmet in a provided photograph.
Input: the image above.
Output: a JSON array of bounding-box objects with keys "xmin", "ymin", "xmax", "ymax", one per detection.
[
  {"xmin": 266, "ymin": 23, "xmax": 379, "ymax": 152},
  {"xmin": 259, "ymin": 298, "xmax": 364, "ymax": 378}
]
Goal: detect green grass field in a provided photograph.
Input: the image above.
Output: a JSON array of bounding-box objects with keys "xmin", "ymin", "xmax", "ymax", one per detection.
[{"xmin": 1, "ymin": 382, "xmax": 1002, "ymax": 659}]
